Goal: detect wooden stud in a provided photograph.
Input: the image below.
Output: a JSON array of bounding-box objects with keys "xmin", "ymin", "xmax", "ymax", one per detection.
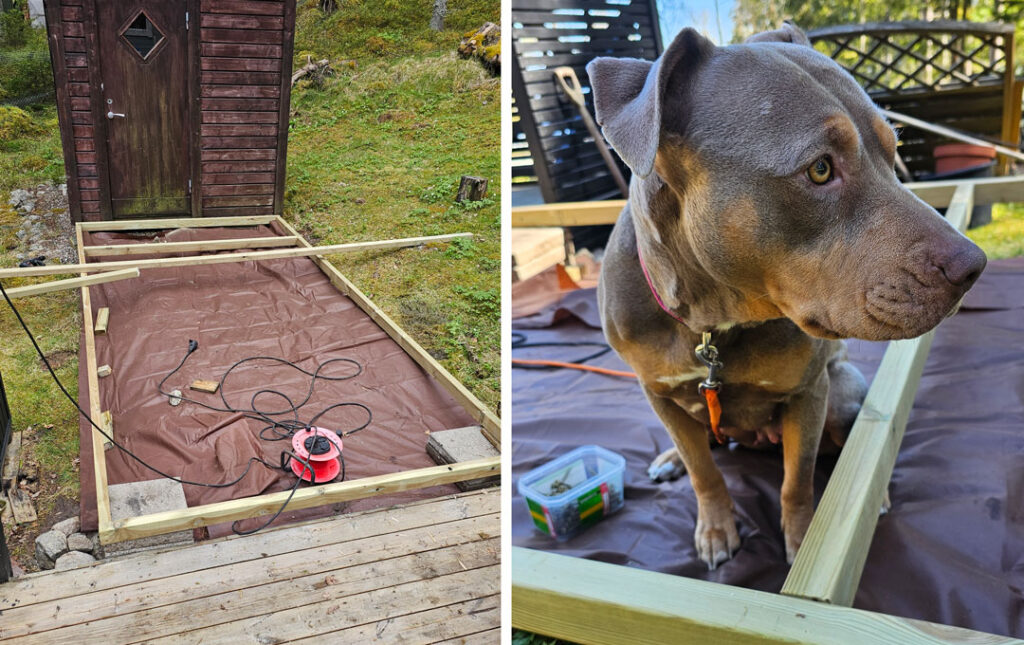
[
  {"xmin": 94, "ymin": 307, "xmax": 109, "ymax": 334},
  {"xmin": 905, "ymin": 174, "xmax": 1024, "ymax": 208},
  {"xmin": 274, "ymin": 217, "xmax": 501, "ymax": 447},
  {"xmin": 0, "ymin": 233, "xmax": 473, "ymax": 278},
  {"xmin": 2, "ymin": 269, "xmax": 139, "ymax": 299},
  {"xmin": 82, "ymin": 235, "xmax": 300, "ymax": 257},
  {"xmin": 105, "ymin": 456, "xmax": 500, "ymax": 543},
  {"xmin": 79, "ymin": 215, "xmax": 277, "ymax": 231},
  {"xmin": 511, "ymin": 200, "xmax": 626, "ymax": 228},
  {"xmin": 76, "ymin": 224, "xmax": 113, "ymax": 540},
  {"xmin": 882, "ymin": 108, "xmax": 1024, "ymax": 163},
  {"xmin": 780, "ymin": 183, "xmax": 974, "ymax": 606},
  {"xmin": 189, "ymin": 380, "xmax": 219, "ymax": 394},
  {"xmin": 512, "ymin": 547, "xmax": 1016, "ymax": 645},
  {"xmin": 97, "ymin": 365, "xmax": 112, "ymax": 378}
]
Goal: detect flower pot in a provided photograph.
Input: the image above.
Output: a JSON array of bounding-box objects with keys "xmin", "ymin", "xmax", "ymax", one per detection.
[{"xmin": 933, "ymin": 143, "xmax": 997, "ymax": 175}]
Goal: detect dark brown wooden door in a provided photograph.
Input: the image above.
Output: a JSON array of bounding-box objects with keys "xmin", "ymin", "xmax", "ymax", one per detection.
[{"xmin": 97, "ymin": 1, "xmax": 191, "ymax": 218}]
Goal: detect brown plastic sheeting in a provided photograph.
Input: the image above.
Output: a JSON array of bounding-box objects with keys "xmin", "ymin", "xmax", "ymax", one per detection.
[
  {"xmin": 77, "ymin": 225, "xmax": 472, "ymax": 537},
  {"xmin": 512, "ymin": 258, "xmax": 1024, "ymax": 637}
]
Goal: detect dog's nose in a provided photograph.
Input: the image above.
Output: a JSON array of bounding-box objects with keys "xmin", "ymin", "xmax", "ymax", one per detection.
[{"xmin": 938, "ymin": 241, "xmax": 987, "ymax": 288}]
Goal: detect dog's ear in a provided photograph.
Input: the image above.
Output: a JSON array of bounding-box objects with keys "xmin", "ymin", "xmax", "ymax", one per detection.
[
  {"xmin": 744, "ymin": 22, "xmax": 811, "ymax": 47},
  {"xmin": 586, "ymin": 28, "xmax": 714, "ymax": 179}
]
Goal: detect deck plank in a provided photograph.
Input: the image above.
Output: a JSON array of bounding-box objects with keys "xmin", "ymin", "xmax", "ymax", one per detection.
[
  {"xmin": 285, "ymin": 595, "xmax": 500, "ymax": 644},
  {"xmin": 0, "ymin": 490, "xmax": 495, "ymax": 611}
]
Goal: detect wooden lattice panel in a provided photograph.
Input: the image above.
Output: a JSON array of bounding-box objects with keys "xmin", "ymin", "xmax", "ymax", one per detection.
[{"xmin": 809, "ymin": 21, "xmax": 1013, "ymax": 95}]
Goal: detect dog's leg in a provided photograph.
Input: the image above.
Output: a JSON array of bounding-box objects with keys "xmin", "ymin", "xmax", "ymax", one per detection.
[
  {"xmin": 779, "ymin": 372, "xmax": 829, "ymax": 564},
  {"xmin": 648, "ymin": 447, "xmax": 686, "ymax": 481},
  {"xmin": 642, "ymin": 385, "xmax": 740, "ymax": 569},
  {"xmin": 823, "ymin": 354, "xmax": 867, "ymax": 448}
]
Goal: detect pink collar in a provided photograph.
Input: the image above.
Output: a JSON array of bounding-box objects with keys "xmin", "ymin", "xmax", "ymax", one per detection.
[{"xmin": 637, "ymin": 244, "xmax": 688, "ymax": 326}]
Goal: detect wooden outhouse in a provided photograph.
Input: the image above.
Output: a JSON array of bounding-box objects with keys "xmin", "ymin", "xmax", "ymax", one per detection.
[{"xmin": 42, "ymin": 0, "xmax": 295, "ymax": 222}]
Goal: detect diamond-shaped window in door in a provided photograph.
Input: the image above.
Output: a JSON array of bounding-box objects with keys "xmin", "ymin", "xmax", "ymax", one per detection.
[{"xmin": 120, "ymin": 11, "xmax": 164, "ymax": 60}]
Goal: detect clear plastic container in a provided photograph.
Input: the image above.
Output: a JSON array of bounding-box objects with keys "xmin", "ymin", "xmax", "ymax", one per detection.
[{"xmin": 518, "ymin": 445, "xmax": 626, "ymax": 541}]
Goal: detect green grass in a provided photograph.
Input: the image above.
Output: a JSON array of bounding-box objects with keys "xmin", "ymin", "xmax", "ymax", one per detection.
[
  {"xmin": 967, "ymin": 203, "xmax": 1024, "ymax": 260},
  {"xmin": 0, "ymin": 103, "xmax": 64, "ymax": 190},
  {"xmin": 285, "ymin": 51, "xmax": 500, "ymax": 410},
  {"xmin": 0, "ymin": 200, "xmax": 82, "ymax": 514}
]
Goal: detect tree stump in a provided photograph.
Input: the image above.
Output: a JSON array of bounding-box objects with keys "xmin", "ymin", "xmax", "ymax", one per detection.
[{"xmin": 456, "ymin": 176, "xmax": 488, "ymax": 203}]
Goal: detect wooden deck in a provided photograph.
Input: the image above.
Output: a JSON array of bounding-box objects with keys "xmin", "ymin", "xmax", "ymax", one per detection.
[{"xmin": 0, "ymin": 489, "xmax": 499, "ymax": 644}]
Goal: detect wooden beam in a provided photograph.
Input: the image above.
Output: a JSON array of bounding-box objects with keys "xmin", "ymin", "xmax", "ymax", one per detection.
[
  {"xmin": 76, "ymin": 224, "xmax": 113, "ymax": 540},
  {"xmin": 512, "ymin": 547, "xmax": 1018, "ymax": 644},
  {"xmin": 882, "ymin": 108, "xmax": 1024, "ymax": 164},
  {"xmin": 82, "ymin": 236, "xmax": 300, "ymax": 257},
  {"xmin": 2, "ymin": 269, "xmax": 139, "ymax": 299},
  {"xmin": 906, "ymin": 174, "xmax": 1024, "ymax": 208},
  {"xmin": 102, "ymin": 456, "xmax": 500, "ymax": 543},
  {"xmin": 780, "ymin": 183, "xmax": 974, "ymax": 606},
  {"xmin": 0, "ymin": 233, "xmax": 473, "ymax": 278},
  {"xmin": 273, "ymin": 217, "xmax": 501, "ymax": 447},
  {"xmin": 511, "ymin": 200, "xmax": 625, "ymax": 228},
  {"xmin": 79, "ymin": 215, "xmax": 277, "ymax": 231}
]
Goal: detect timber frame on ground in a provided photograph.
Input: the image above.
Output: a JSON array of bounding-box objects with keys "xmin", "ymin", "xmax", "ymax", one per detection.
[
  {"xmin": 70, "ymin": 215, "xmax": 500, "ymax": 545},
  {"xmin": 511, "ymin": 175, "xmax": 1023, "ymax": 643}
]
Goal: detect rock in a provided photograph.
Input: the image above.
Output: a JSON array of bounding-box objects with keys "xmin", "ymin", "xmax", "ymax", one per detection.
[
  {"xmin": 52, "ymin": 515, "xmax": 80, "ymax": 535},
  {"xmin": 59, "ymin": 183, "xmax": 67, "ymax": 196},
  {"xmin": 27, "ymin": 214, "xmax": 40, "ymax": 223},
  {"xmin": 35, "ymin": 530, "xmax": 68, "ymax": 569},
  {"xmin": 67, "ymin": 532, "xmax": 93, "ymax": 553},
  {"xmin": 9, "ymin": 189, "xmax": 31, "ymax": 210},
  {"xmin": 55, "ymin": 551, "xmax": 95, "ymax": 570},
  {"xmin": 90, "ymin": 533, "xmax": 103, "ymax": 558}
]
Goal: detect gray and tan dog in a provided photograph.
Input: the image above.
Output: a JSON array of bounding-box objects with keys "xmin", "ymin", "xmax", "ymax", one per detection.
[{"xmin": 587, "ymin": 24, "xmax": 987, "ymax": 568}]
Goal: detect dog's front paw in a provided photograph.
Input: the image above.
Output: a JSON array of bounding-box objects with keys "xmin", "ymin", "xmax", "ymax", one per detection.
[
  {"xmin": 781, "ymin": 504, "xmax": 814, "ymax": 564},
  {"xmin": 695, "ymin": 501, "xmax": 740, "ymax": 570},
  {"xmin": 648, "ymin": 448, "xmax": 686, "ymax": 481}
]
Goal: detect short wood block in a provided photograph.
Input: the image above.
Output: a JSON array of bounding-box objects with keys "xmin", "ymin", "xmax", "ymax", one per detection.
[
  {"xmin": 190, "ymin": 379, "xmax": 220, "ymax": 394},
  {"xmin": 94, "ymin": 307, "xmax": 109, "ymax": 334},
  {"xmin": 426, "ymin": 426, "xmax": 500, "ymax": 491}
]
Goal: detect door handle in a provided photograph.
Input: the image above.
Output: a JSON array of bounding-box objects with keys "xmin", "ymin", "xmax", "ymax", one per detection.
[{"xmin": 106, "ymin": 111, "xmax": 125, "ymax": 119}]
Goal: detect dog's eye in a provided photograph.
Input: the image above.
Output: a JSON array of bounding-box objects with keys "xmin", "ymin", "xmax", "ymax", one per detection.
[{"xmin": 807, "ymin": 156, "xmax": 833, "ymax": 184}]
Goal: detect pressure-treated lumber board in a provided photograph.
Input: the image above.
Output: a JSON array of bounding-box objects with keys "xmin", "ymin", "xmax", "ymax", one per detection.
[
  {"xmin": 512, "ymin": 547, "xmax": 1018, "ymax": 645},
  {"xmin": 511, "ymin": 199, "xmax": 626, "ymax": 227},
  {"xmin": 79, "ymin": 215, "xmax": 277, "ymax": 231},
  {"xmin": 75, "ymin": 224, "xmax": 113, "ymax": 538},
  {"xmin": 2, "ymin": 268, "xmax": 139, "ymax": 298},
  {"xmin": 274, "ymin": 216, "xmax": 502, "ymax": 447},
  {"xmin": 82, "ymin": 235, "xmax": 299, "ymax": 257},
  {"xmin": 101, "ymin": 456, "xmax": 499, "ymax": 543},
  {"xmin": 94, "ymin": 306, "xmax": 109, "ymax": 334},
  {"xmin": 882, "ymin": 108, "xmax": 1024, "ymax": 163},
  {"xmin": 906, "ymin": 174, "xmax": 1024, "ymax": 209},
  {"xmin": 507, "ymin": 176, "xmax": 1024, "ymax": 229},
  {"xmin": 780, "ymin": 183, "xmax": 975, "ymax": 606},
  {"xmin": 3, "ymin": 490, "xmax": 495, "ymax": 610},
  {"xmin": 0, "ymin": 233, "xmax": 473, "ymax": 278}
]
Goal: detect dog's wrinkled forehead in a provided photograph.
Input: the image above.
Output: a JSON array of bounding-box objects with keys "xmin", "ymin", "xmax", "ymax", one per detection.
[
  {"xmin": 688, "ymin": 44, "xmax": 883, "ymax": 175},
  {"xmin": 587, "ymin": 26, "xmax": 887, "ymax": 179}
]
